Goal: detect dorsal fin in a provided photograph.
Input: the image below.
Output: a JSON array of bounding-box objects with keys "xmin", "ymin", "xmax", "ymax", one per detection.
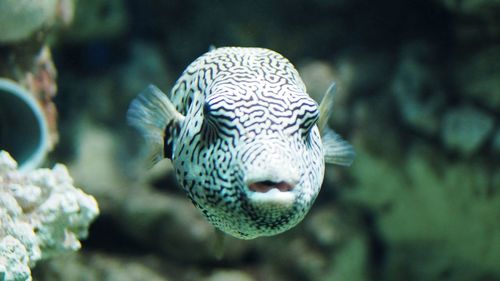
[{"xmin": 127, "ymin": 84, "xmax": 185, "ymax": 166}]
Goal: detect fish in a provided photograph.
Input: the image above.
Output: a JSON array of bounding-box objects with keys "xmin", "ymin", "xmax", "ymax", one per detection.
[{"xmin": 127, "ymin": 47, "xmax": 354, "ymax": 239}]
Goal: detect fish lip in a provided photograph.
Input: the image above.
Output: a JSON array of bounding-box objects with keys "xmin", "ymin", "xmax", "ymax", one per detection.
[
  {"xmin": 247, "ymin": 180, "xmax": 294, "ymax": 193},
  {"xmin": 244, "ymin": 176, "xmax": 299, "ymax": 191},
  {"xmin": 246, "ymin": 187, "xmax": 296, "ymax": 206},
  {"xmin": 245, "ymin": 179, "xmax": 297, "ymax": 206}
]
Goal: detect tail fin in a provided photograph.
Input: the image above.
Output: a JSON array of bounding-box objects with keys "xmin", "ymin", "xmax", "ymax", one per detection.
[{"xmin": 127, "ymin": 85, "xmax": 185, "ymax": 166}]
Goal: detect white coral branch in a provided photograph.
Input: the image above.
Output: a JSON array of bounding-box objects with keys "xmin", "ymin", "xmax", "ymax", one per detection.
[{"xmin": 0, "ymin": 151, "xmax": 99, "ymax": 281}]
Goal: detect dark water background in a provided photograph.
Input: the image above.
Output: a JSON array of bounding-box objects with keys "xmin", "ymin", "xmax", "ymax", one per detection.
[{"xmin": 1, "ymin": 0, "xmax": 499, "ymax": 280}]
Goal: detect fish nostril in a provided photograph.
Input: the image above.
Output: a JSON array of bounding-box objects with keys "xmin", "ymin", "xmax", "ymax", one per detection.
[{"xmin": 248, "ymin": 180, "xmax": 294, "ymax": 193}]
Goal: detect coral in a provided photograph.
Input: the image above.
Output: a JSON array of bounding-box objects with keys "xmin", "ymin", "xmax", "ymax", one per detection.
[
  {"xmin": 0, "ymin": 236, "xmax": 31, "ymax": 281},
  {"xmin": 0, "ymin": 151, "xmax": 99, "ymax": 281},
  {"xmin": 0, "ymin": 0, "xmax": 58, "ymax": 43},
  {"xmin": 0, "ymin": 0, "xmax": 76, "ymax": 43}
]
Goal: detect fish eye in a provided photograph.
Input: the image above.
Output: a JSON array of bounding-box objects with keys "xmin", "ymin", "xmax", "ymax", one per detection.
[
  {"xmin": 297, "ymin": 98, "xmax": 319, "ymax": 136},
  {"xmin": 300, "ymin": 107, "xmax": 319, "ymax": 133},
  {"xmin": 204, "ymin": 94, "xmax": 236, "ymax": 120},
  {"xmin": 203, "ymin": 99, "xmax": 226, "ymax": 120},
  {"xmin": 201, "ymin": 100, "xmax": 220, "ymax": 142},
  {"xmin": 203, "ymin": 100, "xmax": 213, "ymax": 118},
  {"xmin": 203, "ymin": 100, "xmax": 220, "ymax": 129},
  {"xmin": 202, "ymin": 97, "xmax": 236, "ymax": 137}
]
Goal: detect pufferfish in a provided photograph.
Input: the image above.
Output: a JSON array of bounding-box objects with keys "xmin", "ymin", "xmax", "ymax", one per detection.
[{"xmin": 127, "ymin": 47, "xmax": 354, "ymax": 239}]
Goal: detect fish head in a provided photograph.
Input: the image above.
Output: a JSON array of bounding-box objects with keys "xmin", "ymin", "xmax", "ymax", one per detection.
[{"xmin": 176, "ymin": 80, "xmax": 325, "ymax": 239}]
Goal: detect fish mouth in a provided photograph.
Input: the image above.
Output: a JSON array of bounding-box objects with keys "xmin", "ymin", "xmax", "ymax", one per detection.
[
  {"xmin": 248, "ymin": 180, "xmax": 294, "ymax": 193},
  {"xmin": 246, "ymin": 180, "xmax": 296, "ymax": 206}
]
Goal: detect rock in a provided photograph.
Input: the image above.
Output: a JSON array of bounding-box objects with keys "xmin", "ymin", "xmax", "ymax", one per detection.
[
  {"xmin": 348, "ymin": 144, "xmax": 500, "ymax": 280},
  {"xmin": 493, "ymin": 128, "xmax": 500, "ymax": 153},
  {"xmin": 297, "ymin": 60, "xmax": 351, "ymax": 127},
  {"xmin": 204, "ymin": 270, "xmax": 255, "ymax": 281},
  {"xmin": 254, "ymin": 234, "xmax": 328, "ymax": 281},
  {"xmin": 322, "ymin": 235, "xmax": 369, "ymax": 281},
  {"xmin": 392, "ymin": 42, "xmax": 445, "ymax": 135},
  {"xmin": 438, "ymin": 0, "xmax": 500, "ymax": 40},
  {"xmin": 119, "ymin": 42, "xmax": 172, "ymax": 97},
  {"xmin": 305, "ymin": 206, "xmax": 345, "ymax": 248},
  {"xmin": 65, "ymin": 0, "xmax": 127, "ymax": 41},
  {"xmin": 440, "ymin": 0, "xmax": 500, "ymax": 18},
  {"xmin": 453, "ymin": 46, "xmax": 500, "ymax": 110},
  {"xmin": 441, "ymin": 106, "xmax": 495, "ymax": 155},
  {"xmin": 298, "ymin": 60, "xmax": 338, "ymax": 102},
  {"xmin": 34, "ymin": 252, "xmax": 170, "ymax": 281}
]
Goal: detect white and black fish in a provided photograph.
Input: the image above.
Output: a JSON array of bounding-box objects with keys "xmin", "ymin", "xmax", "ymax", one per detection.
[{"xmin": 127, "ymin": 47, "xmax": 354, "ymax": 239}]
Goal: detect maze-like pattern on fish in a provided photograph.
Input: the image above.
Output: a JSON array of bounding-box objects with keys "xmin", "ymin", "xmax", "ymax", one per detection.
[{"xmin": 166, "ymin": 47, "xmax": 324, "ymax": 239}]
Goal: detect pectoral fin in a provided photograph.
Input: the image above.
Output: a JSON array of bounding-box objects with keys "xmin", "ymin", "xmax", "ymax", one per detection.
[
  {"xmin": 127, "ymin": 84, "xmax": 185, "ymax": 166},
  {"xmin": 322, "ymin": 128, "xmax": 355, "ymax": 166},
  {"xmin": 317, "ymin": 82, "xmax": 337, "ymax": 135},
  {"xmin": 318, "ymin": 82, "xmax": 355, "ymax": 166}
]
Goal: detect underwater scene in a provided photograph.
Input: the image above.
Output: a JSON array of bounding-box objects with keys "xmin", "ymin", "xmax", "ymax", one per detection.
[{"xmin": 1, "ymin": 0, "xmax": 499, "ymax": 280}]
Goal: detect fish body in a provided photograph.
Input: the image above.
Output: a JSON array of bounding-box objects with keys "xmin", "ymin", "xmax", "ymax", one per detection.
[{"xmin": 127, "ymin": 47, "xmax": 354, "ymax": 239}]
